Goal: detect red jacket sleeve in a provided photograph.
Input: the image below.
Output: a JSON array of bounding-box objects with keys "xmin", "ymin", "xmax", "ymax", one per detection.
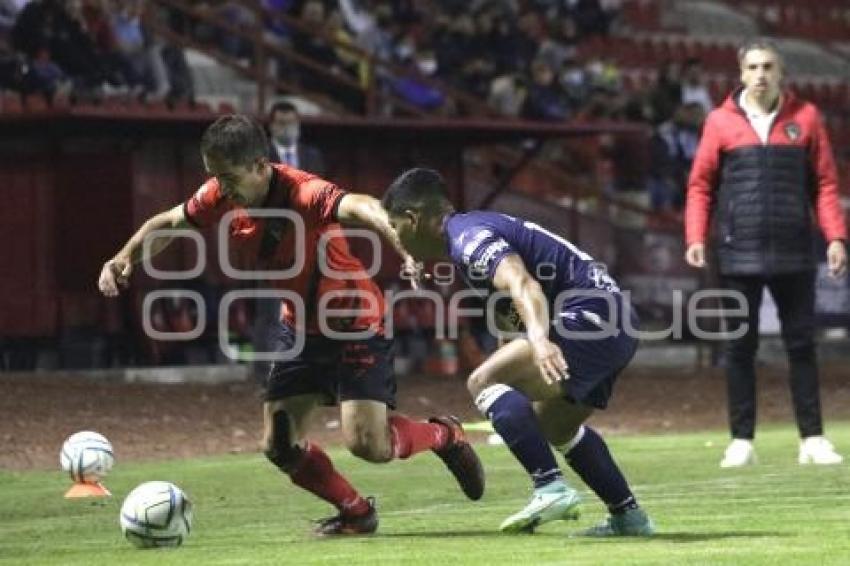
[
  {"xmin": 809, "ymin": 108, "xmax": 847, "ymax": 242},
  {"xmin": 685, "ymin": 111, "xmax": 723, "ymax": 246}
]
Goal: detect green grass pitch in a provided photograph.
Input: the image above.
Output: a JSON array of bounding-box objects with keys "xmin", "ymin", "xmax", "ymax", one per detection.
[{"xmin": 3, "ymin": 425, "xmax": 850, "ymax": 565}]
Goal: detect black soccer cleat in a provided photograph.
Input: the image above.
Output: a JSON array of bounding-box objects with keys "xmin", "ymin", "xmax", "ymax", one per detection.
[
  {"xmin": 313, "ymin": 497, "xmax": 378, "ymax": 536},
  {"xmin": 430, "ymin": 416, "xmax": 486, "ymax": 501}
]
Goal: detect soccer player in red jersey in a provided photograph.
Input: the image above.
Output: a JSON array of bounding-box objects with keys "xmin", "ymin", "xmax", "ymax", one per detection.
[{"xmin": 97, "ymin": 115, "xmax": 484, "ymax": 535}]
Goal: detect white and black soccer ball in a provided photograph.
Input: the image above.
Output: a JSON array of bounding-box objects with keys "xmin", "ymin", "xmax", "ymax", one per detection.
[
  {"xmin": 120, "ymin": 481, "xmax": 193, "ymax": 549},
  {"xmin": 59, "ymin": 431, "xmax": 114, "ymax": 483}
]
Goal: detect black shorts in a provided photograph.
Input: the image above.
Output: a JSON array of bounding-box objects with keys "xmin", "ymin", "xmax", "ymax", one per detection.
[{"xmin": 263, "ymin": 322, "xmax": 397, "ymax": 409}]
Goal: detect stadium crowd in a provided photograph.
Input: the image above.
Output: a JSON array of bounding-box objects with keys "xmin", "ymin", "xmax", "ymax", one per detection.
[
  {"xmin": 265, "ymin": 0, "xmax": 709, "ymax": 220},
  {"xmin": 4, "ymin": 1, "xmax": 846, "ymax": 373},
  {"xmin": 0, "ymin": 0, "xmax": 193, "ymax": 105}
]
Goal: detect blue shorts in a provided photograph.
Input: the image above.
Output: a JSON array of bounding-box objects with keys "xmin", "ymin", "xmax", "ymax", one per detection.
[{"xmin": 550, "ymin": 295, "xmax": 638, "ymax": 410}]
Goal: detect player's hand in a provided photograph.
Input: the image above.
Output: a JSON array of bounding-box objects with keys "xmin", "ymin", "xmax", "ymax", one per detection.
[
  {"xmin": 827, "ymin": 240, "xmax": 847, "ymax": 279},
  {"xmin": 531, "ymin": 337, "xmax": 569, "ymax": 385},
  {"xmin": 98, "ymin": 257, "xmax": 133, "ymax": 297},
  {"xmin": 685, "ymin": 242, "xmax": 706, "ymax": 269},
  {"xmin": 401, "ymin": 255, "xmax": 429, "ymax": 290}
]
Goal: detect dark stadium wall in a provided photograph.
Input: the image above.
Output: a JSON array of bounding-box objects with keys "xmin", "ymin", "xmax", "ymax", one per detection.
[
  {"xmin": 0, "ymin": 117, "xmax": 466, "ymax": 340},
  {"xmin": 0, "ymin": 152, "xmax": 58, "ymax": 337},
  {"xmin": 320, "ymin": 139, "xmax": 465, "ymax": 281}
]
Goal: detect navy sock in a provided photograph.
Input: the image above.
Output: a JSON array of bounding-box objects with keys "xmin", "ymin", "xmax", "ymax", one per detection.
[
  {"xmin": 563, "ymin": 426, "xmax": 637, "ymax": 514},
  {"xmin": 476, "ymin": 385, "xmax": 562, "ymax": 489}
]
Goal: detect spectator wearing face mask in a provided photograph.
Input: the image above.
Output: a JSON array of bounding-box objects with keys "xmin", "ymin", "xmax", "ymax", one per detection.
[{"xmin": 266, "ymin": 100, "xmax": 326, "ymax": 176}]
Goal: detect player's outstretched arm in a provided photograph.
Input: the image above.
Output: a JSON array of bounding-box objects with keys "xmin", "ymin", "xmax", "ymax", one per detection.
[
  {"xmin": 491, "ymin": 254, "xmax": 569, "ymax": 385},
  {"xmin": 98, "ymin": 204, "xmax": 190, "ymax": 297},
  {"xmin": 335, "ymin": 193, "xmax": 421, "ymax": 286}
]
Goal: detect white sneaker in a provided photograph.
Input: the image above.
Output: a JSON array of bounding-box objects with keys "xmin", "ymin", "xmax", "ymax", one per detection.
[
  {"xmin": 720, "ymin": 439, "xmax": 757, "ymax": 468},
  {"xmin": 799, "ymin": 436, "xmax": 843, "ymax": 465}
]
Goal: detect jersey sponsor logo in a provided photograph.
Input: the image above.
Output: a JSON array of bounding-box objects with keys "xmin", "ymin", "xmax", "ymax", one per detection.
[
  {"xmin": 588, "ymin": 262, "xmax": 620, "ymax": 292},
  {"xmin": 460, "ymin": 229, "xmax": 495, "ymax": 263},
  {"xmin": 784, "ymin": 122, "xmax": 801, "ymax": 141},
  {"xmin": 472, "ymin": 239, "xmax": 509, "ymax": 271}
]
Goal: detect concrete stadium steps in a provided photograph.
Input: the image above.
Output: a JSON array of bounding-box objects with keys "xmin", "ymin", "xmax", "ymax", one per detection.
[
  {"xmin": 184, "ymin": 48, "xmax": 258, "ymax": 114},
  {"xmin": 667, "ymin": 0, "xmax": 759, "ymax": 37}
]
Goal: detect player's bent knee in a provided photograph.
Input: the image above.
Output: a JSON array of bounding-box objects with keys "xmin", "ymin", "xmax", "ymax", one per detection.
[
  {"xmin": 263, "ymin": 410, "xmax": 304, "ymax": 473},
  {"xmin": 264, "ymin": 444, "xmax": 304, "ymax": 473},
  {"xmin": 467, "ymin": 368, "xmax": 491, "ymax": 398},
  {"xmin": 345, "ymin": 430, "xmax": 392, "ymax": 463},
  {"xmin": 348, "ymin": 442, "xmax": 391, "ymax": 463}
]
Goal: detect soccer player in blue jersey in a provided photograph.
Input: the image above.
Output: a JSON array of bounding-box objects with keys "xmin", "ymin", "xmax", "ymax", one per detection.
[{"xmin": 382, "ymin": 168, "xmax": 654, "ymax": 536}]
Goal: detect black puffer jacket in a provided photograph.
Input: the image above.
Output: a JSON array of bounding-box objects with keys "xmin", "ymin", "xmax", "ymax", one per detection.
[
  {"xmin": 686, "ymin": 89, "xmax": 847, "ymax": 276},
  {"xmin": 715, "ymin": 144, "xmax": 813, "ymax": 274}
]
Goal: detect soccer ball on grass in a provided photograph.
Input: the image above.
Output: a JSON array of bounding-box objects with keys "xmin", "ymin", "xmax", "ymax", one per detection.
[{"xmin": 119, "ymin": 481, "xmax": 193, "ymax": 548}]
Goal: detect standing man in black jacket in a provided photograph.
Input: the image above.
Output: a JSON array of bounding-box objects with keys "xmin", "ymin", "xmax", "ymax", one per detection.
[{"xmin": 685, "ymin": 39, "xmax": 847, "ymax": 467}]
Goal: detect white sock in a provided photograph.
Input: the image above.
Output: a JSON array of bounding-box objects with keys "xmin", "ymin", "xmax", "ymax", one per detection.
[{"xmin": 474, "ymin": 384, "xmax": 514, "ymax": 416}]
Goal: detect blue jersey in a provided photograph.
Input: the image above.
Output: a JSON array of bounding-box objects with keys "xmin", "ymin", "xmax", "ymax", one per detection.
[
  {"xmin": 444, "ymin": 211, "xmax": 620, "ymax": 314},
  {"xmin": 444, "ymin": 211, "xmax": 637, "ymax": 411}
]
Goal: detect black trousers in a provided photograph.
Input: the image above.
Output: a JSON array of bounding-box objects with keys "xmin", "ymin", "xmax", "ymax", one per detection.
[{"xmin": 721, "ymin": 270, "xmax": 823, "ymax": 440}]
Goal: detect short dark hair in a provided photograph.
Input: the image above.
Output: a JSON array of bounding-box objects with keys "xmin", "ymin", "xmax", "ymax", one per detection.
[
  {"xmin": 269, "ymin": 101, "xmax": 298, "ymax": 117},
  {"xmin": 382, "ymin": 168, "xmax": 451, "ymax": 215},
  {"xmin": 737, "ymin": 37, "xmax": 782, "ymax": 65},
  {"xmin": 200, "ymin": 114, "xmax": 269, "ymax": 166}
]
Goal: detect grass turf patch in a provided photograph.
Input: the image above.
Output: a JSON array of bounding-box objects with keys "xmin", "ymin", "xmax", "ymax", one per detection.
[{"xmin": 2, "ymin": 424, "xmax": 850, "ymax": 565}]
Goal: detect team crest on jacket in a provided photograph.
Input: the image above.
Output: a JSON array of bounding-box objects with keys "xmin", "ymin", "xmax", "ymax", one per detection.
[{"xmin": 784, "ymin": 122, "xmax": 801, "ymax": 141}]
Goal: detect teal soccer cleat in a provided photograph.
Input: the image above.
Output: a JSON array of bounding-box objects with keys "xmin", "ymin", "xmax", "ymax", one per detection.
[
  {"xmin": 499, "ymin": 481, "xmax": 581, "ymax": 534},
  {"xmin": 581, "ymin": 507, "xmax": 655, "ymax": 537}
]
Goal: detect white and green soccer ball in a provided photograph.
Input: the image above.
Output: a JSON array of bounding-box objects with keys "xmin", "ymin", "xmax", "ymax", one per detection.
[
  {"xmin": 120, "ymin": 481, "xmax": 193, "ymax": 548},
  {"xmin": 59, "ymin": 431, "xmax": 114, "ymax": 483}
]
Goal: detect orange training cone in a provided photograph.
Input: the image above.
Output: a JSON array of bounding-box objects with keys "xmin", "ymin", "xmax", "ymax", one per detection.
[{"xmin": 64, "ymin": 482, "xmax": 111, "ymax": 499}]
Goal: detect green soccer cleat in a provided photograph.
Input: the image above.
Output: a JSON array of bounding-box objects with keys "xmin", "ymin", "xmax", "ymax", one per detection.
[
  {"xmin": 581, "ymin": 507, "xmax": 655, "ymax": 537},
  {"xmin": 499, "ymin": 481, "xmax": 581, "ymax": 534}
]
